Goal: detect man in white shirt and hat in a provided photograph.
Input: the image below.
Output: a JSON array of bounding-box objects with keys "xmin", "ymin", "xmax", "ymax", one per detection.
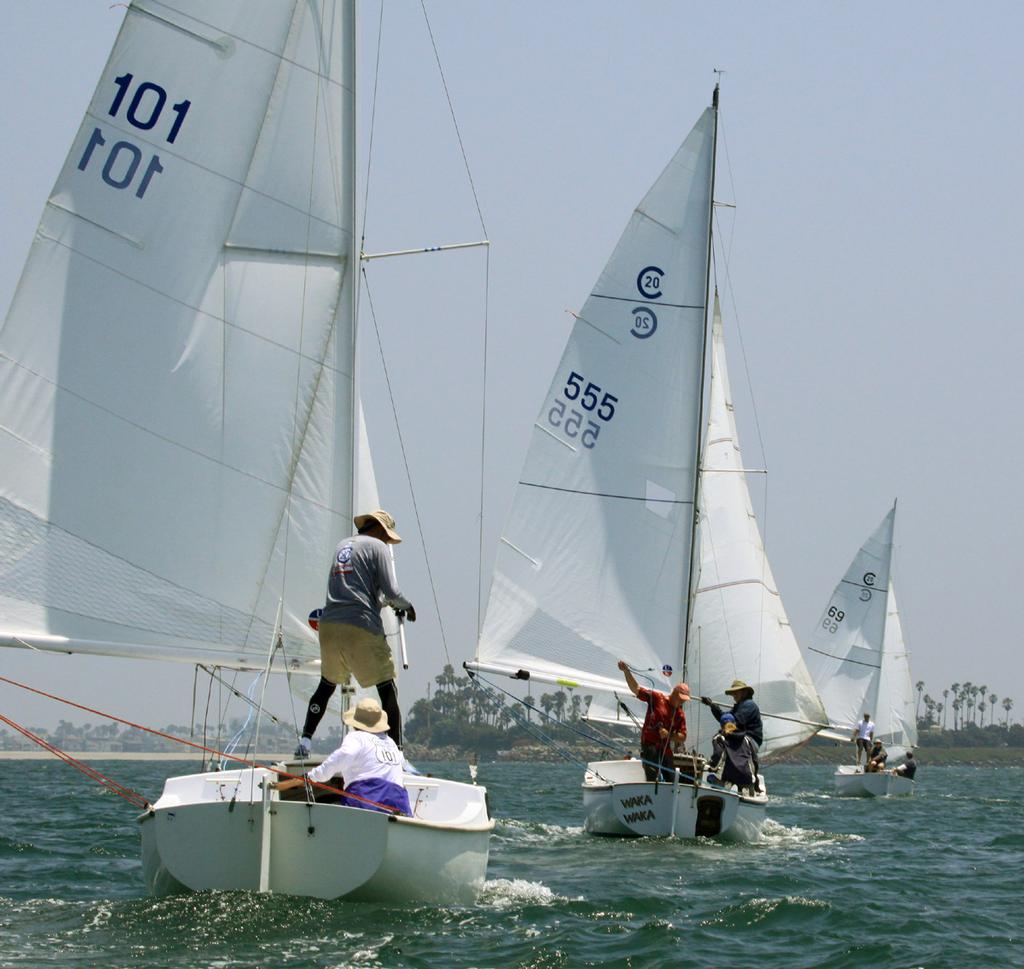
[
  {"xmin": 296, "ymin": 510, "xmax": 415, "ymax": 758},
  {"xmin": 277, "ymin": 697, "xmax": 411, "ymax": 816}
]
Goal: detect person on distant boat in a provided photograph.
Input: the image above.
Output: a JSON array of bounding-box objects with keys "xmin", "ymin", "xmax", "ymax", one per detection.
[
  {"xmin": 708, "ymin": 713, "xmax": 761, "ymax": 794},
  {"xmin": 617, "ymin": 660, "xmax": 689, "ymax": 781},
  {"xmin": 865, "ymin": 739, "xmax": 888, "ymax": 772},
  {"xmin": 276, "ymin": 697, "xmax": 411, "ymax": 816},
  {"xmin": 296, "ymin": 510, "xmax": 415, "ymax": 758},
  {"xmin": 891, "ymin": 750, "xmax": 917, "ymax": 780},
  {"xmin": 852, "ymin": 712, "xmax": 875, "ymax": 767},
  {"xmin": 702, "ymin": 679, "xmax": 764, "ymax": 749}
]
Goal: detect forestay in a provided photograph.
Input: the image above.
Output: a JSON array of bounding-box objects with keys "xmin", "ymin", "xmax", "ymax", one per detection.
[
  {"xmin": 471, "ymin": 108, "xmax": 717, "ymax": 695},
  {"xmin": 805, "ymin": 505, "xmax": 916, "ymax": 751},
  {"xmin": 685, "ymin": 300, "xmax": 826, "ymax": 756},
  {"xmin": 0, "ymin": 0, "xmax": 358, "ymax": 672}
]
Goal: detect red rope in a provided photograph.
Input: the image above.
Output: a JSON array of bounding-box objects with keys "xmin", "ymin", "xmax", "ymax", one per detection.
[
  {"xmin": 0, "ymin": 712, "xmax": 150, "ymax": 809},
  {"xmin": 0, "ymin": 674, "xmax": 401, "ymax": 814}
]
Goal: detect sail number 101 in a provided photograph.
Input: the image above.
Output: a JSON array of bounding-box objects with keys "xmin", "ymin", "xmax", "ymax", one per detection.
[
  {"xmin": 76, "ymin": 73, "xmax": 192, "ymax": 200},
  {"xmin": 547, "ymin": 371, "xmax": 618, "ymax": 449}
]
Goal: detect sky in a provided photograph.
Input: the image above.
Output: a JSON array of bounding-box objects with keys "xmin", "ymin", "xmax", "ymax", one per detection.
[{"xmin": 2, "ymin": 1, "xmax": 1022, "ymax": 734}]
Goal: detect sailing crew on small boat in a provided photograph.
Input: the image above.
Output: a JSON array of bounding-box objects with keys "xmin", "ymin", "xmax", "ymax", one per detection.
[
  {"xmin": 616, "ymin": 660, "xmax": 689, "ymax": 781},
  {"xmin": 277, "ymin": 697, "xmax": 412, "ymax": 816},
  {"xmin": 865, "ymin": 738, "xmax": 888, "ymax": 773},
  {"xmin": 297, "ymin": 510, "xmax": 415, "ymax": 757},
  {"xmin": 707, "ymin": 713, "xmax": 761, "ymax": 794},
  {"xmin": 891, "ymin": 750, "xmax": 917, "ymax": 780},
  {"xmin": 702, "ymin": 679, "xmax": 764, "ymax": 749},
  {"xmin": 852, "ymin": 712, "xmax": 875, "ymax": 766}
]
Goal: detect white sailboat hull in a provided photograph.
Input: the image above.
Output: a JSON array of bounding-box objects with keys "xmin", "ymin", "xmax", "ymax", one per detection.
[
  {"xmin": 139, "ymin": 767, "xmax": 493, "ymax": 902},
  {"xmin": 582, "ymin": 759, "xmax": 767, "ymax": 841},
  {"xmin": 834, "ymin": 764, "xmax": 914, "ymax": 798}
]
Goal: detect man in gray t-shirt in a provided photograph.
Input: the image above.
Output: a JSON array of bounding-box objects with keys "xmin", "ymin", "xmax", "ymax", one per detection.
[{"xmin": 296, "ymin": 510, "xmax": 415, "ymax": 755}]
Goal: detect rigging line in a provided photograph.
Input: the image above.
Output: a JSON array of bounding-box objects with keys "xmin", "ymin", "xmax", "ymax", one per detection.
[
  {"xmin": 196, "ymin": 664, "xmax": 286, "ymax": 727},
  {"xmin": 467, "ymin": 675, "xmax": 595, "ymax": 770},
  {"xmin": 359, "ymin": 0, "xmax": 386, "ymax": 251},
  {"xmin": 476, "ymin": 243, "xmax": 491, "ymax": 637},
  {"xmin": 471, "ymin": 671, "xmax": 622, "ymax": 756},
  {"xmin": 419, "ymin": 0, "xmax": 488, "ymax": 236},
  {"xmin": 712, "ymin": 208, "xmax": 769, "ymax": 472},
  {"xmin": 0, "ymin": 713, "xmax": 150, "ymax": 810},
  {"xmin": 716, "ymin": 113, "xmax": 739, "ymax": 268},
  {"xmin": 361, "ymin": 269, "xmax": 451, "ymax": 664}
]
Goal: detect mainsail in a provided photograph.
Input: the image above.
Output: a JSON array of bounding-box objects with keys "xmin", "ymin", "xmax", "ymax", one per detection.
[
  {"xmin": 686, "ymin": 300, "xmax": 826, "ymax": 756},
  {"xmin": 470, "ymin": 103, "xmax": 718, "ymax": 695},
  {"xmin": 805, "ymin": 505, "xmax": 917, "ymax": 753},
  {"xmin": 0, "ymin": 1, "xmax": 358, "ymax": 672}
]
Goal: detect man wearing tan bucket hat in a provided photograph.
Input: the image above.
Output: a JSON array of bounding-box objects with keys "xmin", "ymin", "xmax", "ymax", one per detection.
[
  {"xmin": 277, "ymin": 697, "xmax": 411, "ymax": 816},
  {"xmin": 701, "ymin": 678, "xmax": 764, "ymax": 749},
  {"xmin": 297, "ymin": 510, "xmax": 415, "ymax": 758}
]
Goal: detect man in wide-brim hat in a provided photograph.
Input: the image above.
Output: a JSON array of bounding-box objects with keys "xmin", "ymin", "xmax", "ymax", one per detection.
[
  {"xmin": 702, "ymin": 678, "xmax": 764, "ymax": 749},
  {"xmin": 276, "ymin": 698, "xmax": 412, "ymax": 816},
  {"xmin": 296, "ymin": 510, "xmax": 416, "ymax": 758}
]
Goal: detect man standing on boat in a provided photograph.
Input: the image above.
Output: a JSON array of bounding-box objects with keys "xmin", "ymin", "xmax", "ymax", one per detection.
[
  {"xmin": 296, "ymin": 510, "xmax": 415, "ymax": 757},
  {"xmin": 852, "ymin": 712, "xmax": 875, "ymax": 767},
  {"xmin": 702, "ymin": 679, "xmax": 764, "ymax": 749},
  {"xmin": 616, "ymin": 660, "xmax": 689, "ymax": 781}
]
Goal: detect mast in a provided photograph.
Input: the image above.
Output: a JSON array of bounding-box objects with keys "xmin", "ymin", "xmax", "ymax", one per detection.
[
  {"xmin": 681, "ymin": 83, "xmax": 720, "ymax": 680},
  {"xmin": 345, "ymin": 0, "xmax": 359, "ymax": 525}
]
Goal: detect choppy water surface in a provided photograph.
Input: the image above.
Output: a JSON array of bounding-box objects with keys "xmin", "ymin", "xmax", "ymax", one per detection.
[{"xmin": 0, "ymin": 760, "xmax": 1018, "ymax": 967}]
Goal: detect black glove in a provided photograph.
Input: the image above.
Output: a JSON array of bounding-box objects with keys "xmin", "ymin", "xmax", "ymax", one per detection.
[{"xmin": 701, "ymin": 696, "xmax": 712, "ymax": 707}]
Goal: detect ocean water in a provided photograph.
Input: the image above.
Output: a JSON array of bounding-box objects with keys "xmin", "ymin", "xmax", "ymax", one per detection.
[{"xmin": 0, "ymin": 759, "xmax": 1018, "ymax": 968}]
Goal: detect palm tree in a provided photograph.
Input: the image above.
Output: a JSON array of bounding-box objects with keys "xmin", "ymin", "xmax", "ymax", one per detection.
[
  {"xmin": 950, "ymin": 683, "xmax": 960, "ymax": 728},
  {"xmin": 523, "ymin": 692, "xmax": 535, "ymax": 723},
  {"xmin": 978, "ymin": 698, "xmax": 986, "ymax": 726},
  {"xmin": 989, "ymin": 692, "xmax": 998, "ymax": 727},
  {"xmin": 552, "ymin": 690, "xmax": 567, "ymax": 723},
  {"xmin": 539, "ymin": 692, "xmax": 555, "ymax": 721},
  {"xmin": 1003, "ymin": 697, "xmax": 1014, "ymax": 729},
  {"xmin": 942, "ymin": 689, "xmax": 949, "ymax": 729},
  {"xmin": 915, "ymin": 680, "xmax": 925, "ymax": 720}
]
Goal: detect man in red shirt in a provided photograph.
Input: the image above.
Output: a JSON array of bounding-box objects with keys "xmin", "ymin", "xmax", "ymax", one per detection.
[{"xmin": 617, "ymin": 660, "xmax": 690, "ymax": 781}]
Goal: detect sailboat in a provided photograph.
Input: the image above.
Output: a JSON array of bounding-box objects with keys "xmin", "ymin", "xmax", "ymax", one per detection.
[
  {"xmin": 0, "ymin": 0, "xmax": 492, "ymax": 901},
  {"xmin": 804, "ymin": 504, "xmax": 918, "ymax": 797},
  {"xmin": 467, "ymin": 88, "xmax": 825, "ymax": 839}
]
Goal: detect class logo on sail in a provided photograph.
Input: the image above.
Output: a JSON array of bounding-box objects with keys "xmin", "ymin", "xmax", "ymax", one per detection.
[{"xmin": 631, "ymin": 265, "xmax": 664, "ymax": 339}]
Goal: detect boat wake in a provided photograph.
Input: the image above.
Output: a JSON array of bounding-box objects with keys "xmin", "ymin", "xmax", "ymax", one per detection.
[
  {"xmin": 479, "ymin": 878, "xmax": 564, "ymax": 908},
  {"xmin": 752, "ymin": 818, "xmax": 864, "ymax": 848},
  {"xmin": 493, "ymin": 818, "xmax": 584, "ymax": 844}
]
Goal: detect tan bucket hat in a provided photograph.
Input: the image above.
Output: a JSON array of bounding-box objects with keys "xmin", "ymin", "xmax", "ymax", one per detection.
[
  {"xmin": 342, "ymin": 697, "xmax": 390, "ymax": 733},
  {"xmin": 354, "ymin": 509, "xmax": 402, "ymax": 544},
  {"xmin": 724, "ymin": 679, "xmax": 754, "ymax": 696}
]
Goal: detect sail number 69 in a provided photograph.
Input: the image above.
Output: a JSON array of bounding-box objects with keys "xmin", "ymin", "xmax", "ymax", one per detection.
[{"xmin": 823, "ymin": 605, "xmax": 845, "ymax": 633}]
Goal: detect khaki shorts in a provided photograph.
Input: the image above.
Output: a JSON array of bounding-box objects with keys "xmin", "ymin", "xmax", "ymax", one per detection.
[{"xmin": 319, "ymin": 622, "xmax": 395, "ymax": 687}]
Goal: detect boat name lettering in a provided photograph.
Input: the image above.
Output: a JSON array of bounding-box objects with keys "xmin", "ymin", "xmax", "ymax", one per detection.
[
  {"xmin": 822, "ymin": 605, "xmax": 845, "ymax": 634},
  {"xmin": 630, "ymin": 306, "xmax": 658, "ymax": 340},
  {"xmin": 623, "ymin": 809, "xmax": 656, "ymax": 823},
  {"xmin": 636, "ymin": 265, "xmax": 664, "ymax": 299},
  {"xmin": 619, "ymin": 794, "xmax": 653, "ymax": 809}
]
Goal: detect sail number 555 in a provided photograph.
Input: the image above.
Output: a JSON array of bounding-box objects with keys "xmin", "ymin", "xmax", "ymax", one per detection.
[{"xmin": 547, "ymin": 371, "xmax": 618, "ymax": 449}]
